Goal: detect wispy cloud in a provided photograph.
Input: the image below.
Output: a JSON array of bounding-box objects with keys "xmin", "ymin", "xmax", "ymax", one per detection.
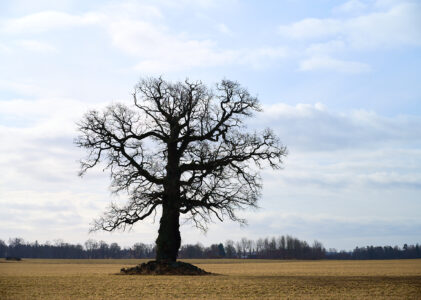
[
  {"xmin": 1, "ymin": 5, "xmax": 289, "ymax": 73},
  {"xmin": 298, "ymin": 56, "xmax": 371, "ymax": 73},
  {"xmin": 259, "ymin": 102, "xmax": 421, "ymax": 151},
  {"xmin": 106, "ymin": 18, "xmax": 287, "ymax": 72},
  {"xmin": 15, "ymin": 39, "xmax": 56, "ymax": 52},
  {"xmin": 333, "ymin": 0, "xmax": 369, "ymax": 15},
  {"xmin": 1, "ymin": 11, "xmax": 103, "ymax": 34},
  {"xmin": 279, "ymin": 2, "xmax": 421, "ymax": 49},
  {"xmin": 278, "ymin": 1, "xmax": 421, "ymax": 72},
  {"xmin": 216, "ymin": 23, "xmax": 231, "ymax": 35}
]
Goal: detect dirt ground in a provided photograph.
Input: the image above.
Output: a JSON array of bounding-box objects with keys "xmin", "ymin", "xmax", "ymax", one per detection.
[{"xmin": 1, "ymin": 258, "xmax": 421, "ymax": 299}]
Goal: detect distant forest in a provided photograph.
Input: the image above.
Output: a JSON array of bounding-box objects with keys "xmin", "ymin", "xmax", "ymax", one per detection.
[{"xmin": 1, "ymin": 236, "xmax": 420, "ymax": 260}]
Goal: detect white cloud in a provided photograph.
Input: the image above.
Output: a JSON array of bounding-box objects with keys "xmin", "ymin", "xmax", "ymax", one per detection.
[
  {"xmin": 106, "ymin": 18, "xmax": 287, "ymax": 72},
  {"xmin": 278, "ymin": 0, "xmax": 421, "ymax": 73},
  {"xmin": 216, "ymin": 23, "xmax": 231, "ymax": 35},
  {"xmin": 305, "ymin": 40, "xmax": 347, "ymax": 55},
  {"xmin": 0, "ymin": 97, "xmax": 77, "ymax": 118},
  {"xmin": 16, "ymin": 39, "xmax": 56, "ymax": 52},
  {"xmin": 241, "ymin": 47, "xmax": 288, "ymax": 68},
  {"xmin": 0, "ymin": 43, "xmax": 11, "ymax": 53},
  {"xmin": 157, "ymin": 0, "xmax": 238, "ymax": 9},
  {"xmin": 0, "ymin": 96, "xmax": 115, "ymax": 243},
  {"xmin": 278, "ymin": 1, "xmax": 421, "ymax": 72},
  {"xmin": 5, "ymin": 0, "xmax": 74, "ymax": 15},
  {"xmin": 273, "ymin": 150, "xmax": 421, "ymax": 190},
  {"xmin": 374, "ymin": 0, "xmax": 409, "ymax": 9},
  {"xmin": 1, "ymin": 6, "xmax": 288, "ymax": 73},
  {"xmin": 346, "ymin": 3, "xmax": 421, "ymax": 49},
  {"xmin": 260, "ymin": 102, "xmax": 421, "ymax": 151},
  {"xmin": 0, "ymin": 79, "xmax": 50, "ymax": 97},
  {"xmin": 107, "ymin": 19, "xmax": 235, "ymax": 72},
  {"xmin": 1, "ymin": 11, "xmax": 103, "ymax": 34},
  {"xmin": 254, "ymin": 102, "xmax": 421, "ymax": 208},
  {"xmin": 279, "ymin": 18, "xmax": 342, "ymax": 40},
  {"xmin": 333, "ymin": 0, "xmax": 369, "ymax": 15},
  {"xmin": 359, "ymin": 171, "xmax": 421, "ymax": 188},
  {"xmin": 101, "ymin": 1, "xmax": 163, "ymax": 19},
  {"xmin": 279, "ymin": 2, "xmax": 421, "ymax": 50},
  {"xmin": 299, "ymin": 56, "xmax": 371, "ymax": 73}
]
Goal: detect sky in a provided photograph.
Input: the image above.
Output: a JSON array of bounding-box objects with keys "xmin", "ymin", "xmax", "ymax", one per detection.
[{"xmin": 0, "ymin": 0, "xmax": 420, "ymax": 251}]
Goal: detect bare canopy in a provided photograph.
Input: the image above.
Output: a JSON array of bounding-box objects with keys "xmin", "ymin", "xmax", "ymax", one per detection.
[{"xmin": 75, "ymin": 77, "xmax": 287, "ymax": 262}]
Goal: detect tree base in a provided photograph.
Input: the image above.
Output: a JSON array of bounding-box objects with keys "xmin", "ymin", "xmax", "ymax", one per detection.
[{"xmin": 120, "ymin": 260, "xmax": 211, "ymax": 275}]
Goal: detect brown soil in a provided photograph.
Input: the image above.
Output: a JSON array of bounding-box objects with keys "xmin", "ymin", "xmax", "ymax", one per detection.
[{"xmin": 120, "ymin": 260, "xmax": 211, "ymax": 275}]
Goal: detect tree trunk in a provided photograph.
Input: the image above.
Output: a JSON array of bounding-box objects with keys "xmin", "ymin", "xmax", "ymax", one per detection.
[
  {"xmin": 155, "ymin": 137, "xmax": 181, "ymax": 262},
  {"xmin": 155, "ymin": 203, "xmax": 181, "ymax": 262}
]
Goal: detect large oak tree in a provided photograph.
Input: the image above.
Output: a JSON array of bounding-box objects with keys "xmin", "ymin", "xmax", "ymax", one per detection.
[{"xmin": 76, "ymin": 78, "xmax": 287, "ymax": 262}]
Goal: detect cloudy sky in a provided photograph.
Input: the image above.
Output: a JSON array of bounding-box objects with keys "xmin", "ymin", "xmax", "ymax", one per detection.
[{"xmin": 1, "ymin": 0, "xmax": 420, "ymax": 250}]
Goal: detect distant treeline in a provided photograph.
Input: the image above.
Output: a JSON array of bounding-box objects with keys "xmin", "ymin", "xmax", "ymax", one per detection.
[
  {"xmin": 326, "ymin": 244, "xmax": 421, "ymax": 260},
  {"xmin": 0, "ymin": 238, "xmax": 154, "ymax": 259},
  {"xmin": 0, "ymin": 236, "xmax": 324, "ymax": 259},
  {"xmin": 180, "ymin": 236, "xmax": 325, "ymax": 260},
  {"xmin": 1, "ymin": 237, "xmax": 420, "ymax": 260}
]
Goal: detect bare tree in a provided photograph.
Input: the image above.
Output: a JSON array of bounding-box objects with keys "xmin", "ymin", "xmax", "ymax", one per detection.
[{"xmin": 75, "ymin": 77, "xmax": 287, "ymax": 262}]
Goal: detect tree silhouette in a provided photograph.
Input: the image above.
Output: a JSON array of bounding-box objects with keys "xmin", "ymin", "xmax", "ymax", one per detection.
[{"xmin": 75, "ymin": 77, "xmax": 287, "ymax": 262}]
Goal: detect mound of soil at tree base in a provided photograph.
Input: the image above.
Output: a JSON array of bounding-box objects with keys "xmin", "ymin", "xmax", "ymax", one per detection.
[
  {"xmin": 5, "ymin": 257, "xmax": 22, "ymax": 261},
  {"xmin": 120, "ymin": 260, "xmax": 211, "ymax": 275}
]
